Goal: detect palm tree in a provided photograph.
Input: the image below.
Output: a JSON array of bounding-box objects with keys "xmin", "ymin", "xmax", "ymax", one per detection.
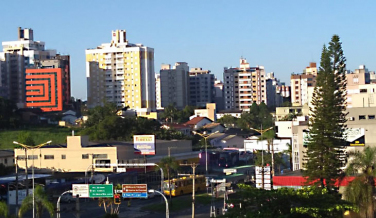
[
  {"xmin": 98, "ymin": 197, "xmax": 119, "ymax": 217},
  {"xmin": 18, "ymin": 185, "xmax": 54, "ymax": 218},
  {"xmin": 158, "ymin": 157, "xmax": 179, "ymax": 205},
  {"xmin": 283, "ymin": 143, "xmax": 293, "ymax": 170},
  {"xmin": 345, "ymin": 146, "xmax": 376, "ymax": 218},
  {"xmin": 163, "ymin": 104, "xmax": 178, "ymax": 123},
  {"xmin": 0, "ymin": 201, "xmax": 8, "ymax": 218}
]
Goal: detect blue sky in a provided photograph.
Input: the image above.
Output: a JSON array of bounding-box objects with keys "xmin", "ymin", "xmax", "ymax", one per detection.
[{"xmin": 1, "ymin": 0, "xmax": 375, "ymax": 100}]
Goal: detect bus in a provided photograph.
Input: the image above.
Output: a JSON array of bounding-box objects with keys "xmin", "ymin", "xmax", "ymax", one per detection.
[{"xmin": 163, "ymin": 175, "xmax": 206, "ymax": 197}]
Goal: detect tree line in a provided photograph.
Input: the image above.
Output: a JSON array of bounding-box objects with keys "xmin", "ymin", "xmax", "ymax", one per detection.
[
  {"xmin": 81, "ymin": 103, "xmax": 189, "ymax": 141},
  {"xmin": 217, "ymin": 102, "xmax": 273, "ymax": 130}
]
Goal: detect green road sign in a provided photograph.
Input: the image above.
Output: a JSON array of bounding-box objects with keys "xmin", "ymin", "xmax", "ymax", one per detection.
[{"xmin": 89, "ymin": 184, "xmax": 113, "ymax": 198}]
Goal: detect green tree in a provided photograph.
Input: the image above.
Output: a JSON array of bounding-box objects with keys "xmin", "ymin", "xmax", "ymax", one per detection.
[
  {"xmin": 85, "ymin": 102, "xmax": 119, "ymax": 128},
  {"xmin": 303, "ymin": 35, "xmax": 347, "ymax": 190},
  {"xmin": 18, "ymin": 185, "xmax": 54, "ymax": 218},
  {"xmin": 217, "ymin": 115, "xmax": 237, "ymax": 128},
  {"xmin": 162, "ymin": 104, "xmax": 178, "ymax": 123},
  {"xmin": 176, "ymin": 105, "xmax": 195, "ymax": 123},
  {"xmin": 237, "ymin": 112, "xmax": 252, "ymax": 130},
  {"xmin": 158, "ymin": 157, "xmax": 179, "ymax": 205},
  {"xmin": 0, "ymin": 201, "xmax": 8, "ymax": 218},
  {"xmin": 17, "ymin": 132, "xmax": 36, "ymax": 146},
  {"xmin": 0, "ymin": 97, "xmax": 20, "ymax": 129},
  {"xmin": 282, "ymin": 143, "xmax": 293, "ymax": 170},
  {"xmin": 156, "ymin": 128, "xmax": 186, "ymax": 140},
  {"xmin": 249, "ymin": 102, "xmax": 260, "ymax": 127},
  {"xmin": 345, "ymin": 146, "xmax": 376, "ymax": 218},
  {"xmin": 254, "ymin": 151, "xmax": 272, "ymax": 167},
  {"xmin": 225, "ymin": 185, "xmax": 356, "ymax": 218}
]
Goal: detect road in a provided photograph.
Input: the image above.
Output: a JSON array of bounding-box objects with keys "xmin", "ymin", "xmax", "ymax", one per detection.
[
  {"xmin": 55, "ymin": 195, "xmax": 225, "ymax": 218},
  {"xmin": 14, "ymin": 194, "xmax": 226, "ymax": 217}
]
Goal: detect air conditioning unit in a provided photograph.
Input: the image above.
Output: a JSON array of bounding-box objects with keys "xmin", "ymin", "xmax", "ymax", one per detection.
[{"xmin": 349, "ymin": 117, "xmax": 354, "ymax": 121}]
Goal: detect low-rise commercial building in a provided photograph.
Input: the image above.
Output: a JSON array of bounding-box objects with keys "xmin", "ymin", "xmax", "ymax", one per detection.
[{"xmin": 14, "ymin": 135, "xmax": 193, "ymax": 172}]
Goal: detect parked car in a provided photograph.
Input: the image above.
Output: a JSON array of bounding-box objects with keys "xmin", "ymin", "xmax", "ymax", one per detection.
[{"xmin": 60, "ymin": 193, "xmax": 75, "ymax": 203}]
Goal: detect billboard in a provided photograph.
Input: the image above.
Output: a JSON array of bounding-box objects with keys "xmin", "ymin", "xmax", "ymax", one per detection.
[
  {"xmin": 302, "ymin": 128, "xmax": 365, "ymax": 147},
  {"xmin": 134, "ymin": 135, "xmax": 156, "ymax": 155},
  {"xmin": 346, "ymin": 128, "xmax": 365, "ymax": 146}
]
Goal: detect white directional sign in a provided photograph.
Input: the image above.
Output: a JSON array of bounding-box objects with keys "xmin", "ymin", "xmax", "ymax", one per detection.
[
  {"xmin": 255, "ymin": 166, "xmax": 272, "ymax": 190},
  {"xmin": 72, "ymin": 184, "xmax": 89, "ymax": 198}
]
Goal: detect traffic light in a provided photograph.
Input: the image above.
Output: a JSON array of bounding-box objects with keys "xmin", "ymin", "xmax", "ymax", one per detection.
[
  {"xmin": 216, "ymin": 207, "xmax": 221, "ymax": 215},
  {"xmin": 114, "ymin": 194, "xmax": 121, "ymax": 204}
]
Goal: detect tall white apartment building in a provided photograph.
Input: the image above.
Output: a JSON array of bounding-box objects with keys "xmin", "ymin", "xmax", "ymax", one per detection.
[
  {"xmin": 155, "ymin": 74, "xmax": 162, "ymax": 109},
  {"xmin": 0, "ymin": 27, "xmax": 56, "ymax": 106},
  {"xmin": 160, "ymin": 62, "xmax": 189, "ymax": 109},
  {"xmin": 223, "ymin": 58, "xmax": 267, "ymax": 111},
  {"xmin": 86, "ymin": 30, "xmax": 156, "ymax": 113},
  {"xmin": 290, "ymin": 62, "xmax": 317, "ymax": 106}
]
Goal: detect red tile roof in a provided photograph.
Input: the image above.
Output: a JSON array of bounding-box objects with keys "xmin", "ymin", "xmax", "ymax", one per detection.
[
  {"xmin": 184, "ymin": 117, "xmax": 210, "ymax": 125},
  {"xmin": 202, "ymin": 122, "xmax": 222, "ymax": 129},
  {"xmin": 163, "ymin": 123, "xmax": 190, "ymax": 129}
]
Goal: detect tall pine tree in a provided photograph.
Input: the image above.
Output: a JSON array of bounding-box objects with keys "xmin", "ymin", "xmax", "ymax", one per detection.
[{"xmin": 303, "ymin": 35, "xmax": 348, "ymax": 190}]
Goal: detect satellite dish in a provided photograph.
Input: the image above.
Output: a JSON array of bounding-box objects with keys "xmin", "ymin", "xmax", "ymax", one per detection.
[{"xmin": 90, "ymin": 174, "xmax": 106, "ymax": 184}]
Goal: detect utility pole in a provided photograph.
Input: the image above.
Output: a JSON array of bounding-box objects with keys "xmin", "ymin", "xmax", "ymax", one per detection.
[
  {"xmin": 76, "ymin": 194, "xmax": 80, "ymax": 218},
  {"xmin": 250, "ymin": 126, "xmax": 273, "ymax": 189},
  {"xmin": 179, "ymin": 163, "xmax": 199, "ymax": 218},
  {"xmin": 14, "ymin": 140, "xmax": 52, "ymax": 218},
  {"xmin": 15, "ymin": 156, "xmax": 19, "ymax": 215},
  {"xmin": 25, "ymin": 149, "xmax": 28, "ymax": 196}
]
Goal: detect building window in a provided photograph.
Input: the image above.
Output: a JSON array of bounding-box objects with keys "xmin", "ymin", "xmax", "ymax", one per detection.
[
  {"xmin": 62, "ymin": 155, "xmax": 66, "ymax": 159},
  {"xmin": 17, "ymin": 155, "xmax": 26, "ymax": 160},
  {"xmin": 28, "ymin": 155, "xmax": 38, "ymax": 160},
  {"xmin": 359, "ymin": 115, "xmax": 366, "ymax": 120},
  {"xmin": 4, "ymin": 159, "xmax": 7, "ymax": 164},
  {"xmin": 368, "ymin": 115, "xmax": 375, "ymax": 120},
  {"xmin": 93, "ymin": 154, "xmax": 108, "ymax": 159},
  {"xmin": 82, "ymin": 154, "xmax": 89, "ymax": 159},
  {"xmin": 360, "ymin": 89, "xmax": 367, "ymax": 93},
  {"xmin": 44, "ymin": 155, "xmax": 54, "ymax": 160}
]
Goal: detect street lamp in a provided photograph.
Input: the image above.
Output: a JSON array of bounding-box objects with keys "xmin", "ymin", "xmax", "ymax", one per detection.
[
  {"xmin": 13, "ymin": 140, "xmax": 52, "ymax": 218},
  {"xmin": 149, "ymin": 189, "xmax": 169, "ymax": 218},
  {"xmin": 193, "ymin": 131, "xmax": 219, "ymax": 175},
  {"xmin": 249, "ymin": 126, "xmax": 273, "ymax": 166}
]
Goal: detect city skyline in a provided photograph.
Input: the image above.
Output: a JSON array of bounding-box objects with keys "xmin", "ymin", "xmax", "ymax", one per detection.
[{"xmin": 1, "ymin": 1, "xmax": 375, "ymax": 100}]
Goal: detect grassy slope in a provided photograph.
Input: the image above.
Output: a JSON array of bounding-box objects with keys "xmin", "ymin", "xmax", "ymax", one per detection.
[{"xmin": 0, "ymin": 127, "xmax": 79, "ymax": 149}]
